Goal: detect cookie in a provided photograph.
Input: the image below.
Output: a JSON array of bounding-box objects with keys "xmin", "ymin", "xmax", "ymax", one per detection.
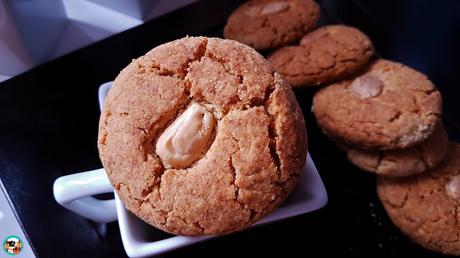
[
  {"xmin": 342, "ymin": 122, "xmax": 448, "ymax": 177},
  {"xmin": 313, "ymin": 59, "xmax": 442, "ymax": 150},
  {"xmin": 268, "ymin": 25, "xmax": 374, "ymax": 87},
  {"xmin": 98, "ymin": 37, "xmax": 307, "ymax": 235},
  {"xmin": 224, "ymin": 0, "xmax": 320, "ymax": 50},
  {"xmin": 377, "ymin": 142, "xmax": 460, "ymax": 255}
]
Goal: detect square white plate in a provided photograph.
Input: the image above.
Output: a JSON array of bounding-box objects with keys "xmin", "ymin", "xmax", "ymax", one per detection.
[{"xmin": 100, "ymin": 82, "xmax": 328, "ymax": 257}]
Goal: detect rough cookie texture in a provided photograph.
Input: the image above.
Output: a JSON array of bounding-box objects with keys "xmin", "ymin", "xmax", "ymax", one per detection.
[
  {"xmin": 268, "ymin": 25, "xmax": 374, "ymax": 87},
  {"xmin": 377, "ymin": 143, "xmax": 460, "ymax": 255},
  {"xmin": 98, "ymin": 37, "xmax": 307, "ymax": 235},
  {"xmin": 343, "ymin": 122, "xmax": 448, "ymax": 177},
  {"xmin": 224, "ymin": 0, "xmax": 320, "ymax": 50},
  {"xmin": 313, "ymin": 59, "xmax": 442, "ymax": 150}
]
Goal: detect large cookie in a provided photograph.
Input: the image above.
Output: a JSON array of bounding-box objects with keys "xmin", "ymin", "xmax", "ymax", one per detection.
[
  {"xmin": 268, "ymin": 25, "xmax": 374, "ymax": 87},
  {"xmin": 342, "ymin": 122, "xmax": 448, "ymax": 177},
  {"xmin": 98, "ymin": 37, "xmax": 307, "ymax": 235},
  {"xmin": 377, "ymin": 142, "xmax": 460, "ymax": 255},
  {"xmin": 313, "ymin": 59, "xmax": 442, "ymax": 150},
  {"xmin": 224, "ymin": 0, "xmax": 320, "ymax": 50}
]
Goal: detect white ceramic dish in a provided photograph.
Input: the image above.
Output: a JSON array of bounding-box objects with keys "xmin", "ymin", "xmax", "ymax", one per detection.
[{"xmin": 53, "ymin": 82, "xmax": 328, "ymax": 258}]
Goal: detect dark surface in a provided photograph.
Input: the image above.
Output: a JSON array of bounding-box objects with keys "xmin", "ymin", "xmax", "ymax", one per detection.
[{"xmin": 0, "ymin": 0, "xmax": 459, "ymax": 257}]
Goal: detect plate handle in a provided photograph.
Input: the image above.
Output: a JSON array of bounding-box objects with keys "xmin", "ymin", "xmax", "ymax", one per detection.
[{"xmin": 53, "ymin": 168, "xmax": 117, "ymax": 223}]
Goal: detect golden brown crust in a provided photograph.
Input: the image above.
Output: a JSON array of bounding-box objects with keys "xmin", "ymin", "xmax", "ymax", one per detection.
[
  {"xmin": 377, "ymin": 143, "xmax": 460, "ymax": 255},
  {"xmin": 98, "ymin": 37, "xmax": 307, "ymax": 235},
  {"xmin": 344, "ymin": 122, "xmax": 448, "ymax": 177},
  {"xmin": 224, "ymin": 0, "xmax": 320, "ymax": 50},
  {"xmin": 313, "ymin": 59, "xmax": 442, "ymax": 150},
  {"xmin": 268, "ymin": 25, "xmax": 374, "ymax": 87}
]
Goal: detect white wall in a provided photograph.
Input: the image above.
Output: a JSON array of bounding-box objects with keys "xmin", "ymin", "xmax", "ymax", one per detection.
[{"xmin": 0, "ymin": 0, "xmax": 198, "ymax": 82}]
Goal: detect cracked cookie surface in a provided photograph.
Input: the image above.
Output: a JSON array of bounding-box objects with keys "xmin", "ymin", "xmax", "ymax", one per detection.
[
  {"xmin": 224, "ymin": 0, "xmax": 319, "ymax": 50},
  {"xmin": 313, "ymin": 59, "xmax": 442, "ymax": 150},
  {"xmin": 342, "ymin": 122, "xmax": 448, "ymax": 177},
  {"xmin": 268, "ymin": 25, "xmax": 374, "ymax": 87},
  {"xmin": 98, "ymin": 37, "xmax": 307, "ymax": 235},
  {"xmin": 377, "ymin": 143, "xmax": 460, "ymax": 255}
]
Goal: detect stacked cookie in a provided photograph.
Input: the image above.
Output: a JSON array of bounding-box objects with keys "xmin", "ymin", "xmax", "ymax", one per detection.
[
  {"xmin": 377, "ymin": 143, "xmax": 460, "ymax": 255},
  {"xmin": 311, "ymin": 61, "xmax": 460, "ymax": 255},
  {"xmin": 224, "ymin": 0, "xmax": 320, "ymax": 50},
  {"xmin": 225, "ymin": 0, "xmax": 460, "ymax": 255},
  {"xmin": 303, "ymin": 25, "xmax": 460, "ymax": 255},
  {"xmin": 224, "ymin": 0, "xmax": 374, "ymax": 89},
  {"xmin": 268, "ymin": 25, "xmax": 374, "ymax": 88},
  {"xmin": 313, "ymin": 59, "xmax": 445, "ymax": 178}
]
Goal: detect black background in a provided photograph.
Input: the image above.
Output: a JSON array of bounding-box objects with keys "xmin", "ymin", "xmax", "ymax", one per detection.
[{"xmin": 1, "ymin": 0, "xmax": 460, "ymax": 257}]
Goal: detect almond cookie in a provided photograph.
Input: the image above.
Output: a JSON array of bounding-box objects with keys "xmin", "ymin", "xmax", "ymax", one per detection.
[
  {"xmin": 313, "ymin": 59, "xmax": 442, "ymax": 150},
  {"xmin": 98, "ymin": 37, "xmax": 307, "ymax": 236},
  {"xmin": 342, "ymin": 122, "xmax": 448, "ymax": 177},
  {"xmin": 268, "ymin": 25, "xmax": 374, "ymax": 87},
  {"xmin": 224, "ymin": 0, "xmax": 320, "ymax": 50},
  {"xmin": 377, "ymin": 142, "xmax": 460, "ymax": 255}
]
